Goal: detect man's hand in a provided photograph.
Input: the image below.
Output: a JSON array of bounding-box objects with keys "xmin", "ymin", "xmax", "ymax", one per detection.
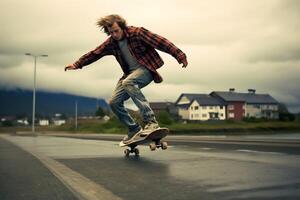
[
  {"xmin": 64, "ymin": 64, "xmax": 77, "ymax": 71},
  {"xmin": 181, "ymin": 59, "xmax": 188, "ymax": 68}
]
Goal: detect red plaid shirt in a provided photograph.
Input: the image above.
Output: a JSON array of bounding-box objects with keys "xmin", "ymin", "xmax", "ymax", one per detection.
[{"xmin": 74, "ymin": 26, "xmax": 187, "ymax": 83}]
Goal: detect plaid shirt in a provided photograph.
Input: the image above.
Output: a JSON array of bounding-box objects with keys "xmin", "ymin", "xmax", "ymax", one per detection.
[{"xmin": 74, "ymin": 26, "xmax": 187, "ymax": 83}]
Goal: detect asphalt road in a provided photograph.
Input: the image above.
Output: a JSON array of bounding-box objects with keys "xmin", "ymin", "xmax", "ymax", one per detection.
[{"xmin": 1, "ymin": 133, "xmax": 300, "ymax": 200}]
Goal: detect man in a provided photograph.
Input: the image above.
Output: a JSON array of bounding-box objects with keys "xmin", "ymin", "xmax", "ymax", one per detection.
[{"xmin": 65, "ymin": 14, "xmax": 188, "ymax": 143}]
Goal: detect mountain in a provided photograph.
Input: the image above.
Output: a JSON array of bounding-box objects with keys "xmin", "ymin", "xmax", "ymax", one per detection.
[{"xmin": 0, "ymin": 89, "xmax": 109, "ymax": 117}]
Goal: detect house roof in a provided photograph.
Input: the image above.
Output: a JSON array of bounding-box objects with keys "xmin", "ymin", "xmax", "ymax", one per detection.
[
  {"xmin": 150, "ymin": 102, "xmax": 174, "ymax": 110},
  {"xmin": 175, "ymin": 94, "xmax": 225, "ymax": 108},
  {"xmin": 192, "ymin": 94, "xmax": 225, "ymax": 106},
  {"xmin": 211, "ymin": 91, "xmax": 278, "ymax": 104},
  {"xmin": 177, "ymin": 104, "xmax": 190, "ymax": 109},
  {"xmin": 175, "ymin": 93, "xmax": 208, "ymax": 105}
]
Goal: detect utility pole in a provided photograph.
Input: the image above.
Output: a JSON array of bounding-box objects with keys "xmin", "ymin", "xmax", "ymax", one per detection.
[{"xmin": 75, "ymin": 100, "xmax": 78, "ymax": 132}]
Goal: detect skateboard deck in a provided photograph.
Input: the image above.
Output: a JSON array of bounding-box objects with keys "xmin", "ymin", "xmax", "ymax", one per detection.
[{"xmin": 119, "ymin": 127, "xmax": 169, "ymax": 156}]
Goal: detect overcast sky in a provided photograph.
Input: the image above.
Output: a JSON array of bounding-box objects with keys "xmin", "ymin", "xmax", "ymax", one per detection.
[{"xmin": 1, "ymin": 0, "xmax": 300, "ymax": 112}]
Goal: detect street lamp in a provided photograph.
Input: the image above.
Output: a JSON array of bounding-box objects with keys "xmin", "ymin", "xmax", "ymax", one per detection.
[{"xmin": 25, "ymin": 53, "xmax": 48, "ymax": 134}]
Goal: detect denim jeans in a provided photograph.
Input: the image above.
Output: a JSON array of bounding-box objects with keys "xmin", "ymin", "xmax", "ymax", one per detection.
[{"xmin": 109, "ymin": 67, "xmax": 157, "ymax": 134}]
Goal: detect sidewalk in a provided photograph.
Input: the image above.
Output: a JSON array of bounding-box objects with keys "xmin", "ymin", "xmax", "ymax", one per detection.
[{"xmin": 0, "ymin": 137, "xmax": 77, "ymax": 200}]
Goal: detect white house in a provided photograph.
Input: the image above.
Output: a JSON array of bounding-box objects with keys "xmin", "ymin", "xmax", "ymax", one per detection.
[
  {"xmin": 17, "ymin": 119, "xmax": 29, "ymax": 125},
  {"xmin": 176, "ymin": 94, "xmax": 226, "ymax": 121},
  {"xmin": 39, "ymin": 119, "xmax": 49, "ymax": 126},
  {"xmin": 53, "ymin": 119, "xmax": 66, "ymax": 126},
  {"xmin": 189, "ymin": 99, "xmax": 226, "ymax": 121},
  {"xmin": 176, "ymin": 93, "xmax": 199, "ymax": 120}
]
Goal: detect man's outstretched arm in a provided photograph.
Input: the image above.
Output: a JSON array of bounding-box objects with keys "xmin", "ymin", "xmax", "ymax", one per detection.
[
  {"xmin": 138, "ymin": 27, "xmax": 188, "ymax": 68},
  {"xmin": 65, "ymin": 38, "xmax": 113, "ymax": 71}
]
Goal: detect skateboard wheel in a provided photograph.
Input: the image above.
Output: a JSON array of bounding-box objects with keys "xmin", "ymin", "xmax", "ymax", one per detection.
[
  {"xmin": 161, "ymin": 142, "xmax": 168, "ymax": 150},
  {"xmin": 149, "ymin": 143, "xmax": 156, "ymax": 151},
  {"xmin": 134, "ymin": 148, "xmax": 140, "ymax": 156},
  {"xmin": 124, "ymin": 149, "xmax": 130, "ymax": 156}
]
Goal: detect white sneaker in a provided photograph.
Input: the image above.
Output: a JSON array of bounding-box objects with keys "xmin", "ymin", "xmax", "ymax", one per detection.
[
  {"xmin": 144, "ymin": 122, "xmax": 160, "ymax": 131},
  {"xmin": 140, "ymin": 123, "xmax": 160, "ymax": 137}
]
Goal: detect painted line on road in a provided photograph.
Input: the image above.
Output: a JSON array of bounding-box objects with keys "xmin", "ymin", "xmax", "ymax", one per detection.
[
  {"xmin": 201, "ymin": 147, "xmax": 214, "ymax": 150},
  {"xmin": 236, "ymin": 149, "xmax": 284, "ymax": 155},
  {"xmin": 1, "ymin": 135, "xmax": 123, "ymax": 200}
]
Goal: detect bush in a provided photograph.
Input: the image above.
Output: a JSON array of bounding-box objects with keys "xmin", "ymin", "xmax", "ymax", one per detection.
[
  {"xmin": 279, "ymin": 113, "xmax": 295, "ymax": 121},
  {"xmin": 242, "ymin": 117, "xmax": 265, "ymax": 123},
  {"xmin": 1, "ymin": 120, "xmax": 14, "ymax": 127},
  {"xmin": 157, "ymin": 111, "xmax": 174, "ymax": 125}
]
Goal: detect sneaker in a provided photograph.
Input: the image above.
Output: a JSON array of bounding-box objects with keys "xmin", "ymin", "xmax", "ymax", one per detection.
[
  {"xmin": 140, "ymin": 122, "xmax": 160, "ymax": 137},
  {"xmin": 123, "ymin": 127, "xmax": 142, "ymax": 144},
  {"xmin": 144, "ymin": 122, "xmax": 160, "ymax": 131}
]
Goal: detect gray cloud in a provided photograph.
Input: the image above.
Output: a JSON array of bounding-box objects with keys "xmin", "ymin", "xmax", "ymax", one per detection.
[{"xmin": 1, "ymin": 0, "xmax": 300, "ymax": 113}]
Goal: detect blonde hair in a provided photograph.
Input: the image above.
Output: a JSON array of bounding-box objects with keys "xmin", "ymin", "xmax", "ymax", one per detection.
[{"xmin": 96, "ymin": 14, "xmax": 127, "ymax": 35}]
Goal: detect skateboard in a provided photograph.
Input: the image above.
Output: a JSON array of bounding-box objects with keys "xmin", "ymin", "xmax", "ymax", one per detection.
[{"xmin": 119, "ymin": 128, "xmax": 169, "ymax": 156}]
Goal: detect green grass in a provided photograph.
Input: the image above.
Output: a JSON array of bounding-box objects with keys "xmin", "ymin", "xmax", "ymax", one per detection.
[
  {"xmin": 167, "ymin": 120, "xmax": 300, "ymax": 134},
  {"xmin": 1, "ymin": 119, "xmax": 300, "ymax": 135}
]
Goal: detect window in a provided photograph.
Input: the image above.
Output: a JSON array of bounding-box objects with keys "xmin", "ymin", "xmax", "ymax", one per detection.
[
  {"xmin": 209, "ymin": 106, "xmax": 213, "ymax": 110},
  {"xmin": 202, "ymin": 114, "xmax": 207, "ymax": 118},
  {"xmin": 229, "ymin": 113, "xmax": 235, "ymax": 118},
  {"xmin": 195, "ymin": 106, "xmax": 199, "ymax": 110},
  {"xmin": 220, "ymin": 113, "xmax": 224, "ymax": 117},
  {"xmin": 268, "ymin": 105, "xmax": 273, "ymax": 109},
  {"xmin": 220, "ymin": 106, "xmax": 223, "ymax": 109},
  {"xmin": 195, "ymin": 114, "xmax": 199, "ymax": 118},
  {"xmin": 255, "ymin": 105, "xmax": 260, "ymax": 109},
  {"xmin": 191, "ymin": 114, "xmax": 193, "ymax": 119},
  {"xmin": 202, "ymin": 106, "xmax": 207, "ymax": 110},
  {"xmin": 228, "ymin": 105, "xmax": 234, "ymax": 110}
]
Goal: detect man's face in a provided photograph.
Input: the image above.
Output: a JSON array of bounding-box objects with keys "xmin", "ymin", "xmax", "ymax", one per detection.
[{"xmin": 108, "ymin": 22, "xmax": 124, "ymax": 41}]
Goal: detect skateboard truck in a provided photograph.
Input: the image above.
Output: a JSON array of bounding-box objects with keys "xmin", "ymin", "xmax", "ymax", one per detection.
[{"xmin": 124, "ymin": 144, "xmax": 140, "ymax": 156}]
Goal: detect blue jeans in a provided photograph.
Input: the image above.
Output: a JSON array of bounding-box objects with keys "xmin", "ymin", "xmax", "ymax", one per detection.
[{"xmin": 109, "ymin": 67, "xmax": 157, "ymax": 135}]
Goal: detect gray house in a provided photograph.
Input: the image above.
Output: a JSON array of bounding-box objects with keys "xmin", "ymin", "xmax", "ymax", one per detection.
[{"xmin": 211, "ymin": 89, "xmax": 279, "ymax": 120}]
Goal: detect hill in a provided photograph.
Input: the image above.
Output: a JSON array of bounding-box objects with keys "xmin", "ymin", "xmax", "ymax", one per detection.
[{"xmin": 0, "ymin": 88, "xmax": 109, "ymax": 117}]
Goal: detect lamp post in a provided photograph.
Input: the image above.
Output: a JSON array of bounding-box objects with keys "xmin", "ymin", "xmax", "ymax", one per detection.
[
  {"xmin": 25, "ymin": 53, "xmax": 48, "ymax": 134},
  {"xmin": 75, "ymin": 100, "xmax": 78, "ymax": 132}
]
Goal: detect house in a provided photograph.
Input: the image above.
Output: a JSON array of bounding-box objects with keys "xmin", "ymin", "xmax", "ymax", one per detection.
[
  {"xmin": 53, "ymin": 119, "xmax": 66, "ymax": 126},
  {"xmin": 175, "ymin": 93, "xmax": 202, "ymax": 120},
  {"xmin": 39, "ymin": 119, "xmax": 49, "ymax": 126},
  {"xmin": 175, "ymin": 94, "xmax": 226, "ymax": 121},
  {"xmin": 17, "ymin": 119, "xmax": 29, "ymax": 126},
  {"xmin": 211, "ymin": 89, "xmax": 279, "ymax": 120},
  {"xmin": 52, "ymin": 113, "xmax": 66, "ymax": 126},
  {"xmin": 210, "ymin": 89, "xmax": 245, "ymax": 120},
  {"xmin": 149, "ymin": 102, "xmax": 177, "ymax": 116}
]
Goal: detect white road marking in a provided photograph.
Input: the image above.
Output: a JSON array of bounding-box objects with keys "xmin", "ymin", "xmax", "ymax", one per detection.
[
  {"xmin": 236, "ymin": 149, "xmax": 284, "ymax": 155},
  {"xmin": 201, "ymin": 147, "xmax": 214, "ymax": 150}
]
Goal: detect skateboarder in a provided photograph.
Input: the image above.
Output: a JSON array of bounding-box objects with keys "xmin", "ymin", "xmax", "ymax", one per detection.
[{"xmin": 65, "ymin": 14, "xmax": 188, "ymax": 144}]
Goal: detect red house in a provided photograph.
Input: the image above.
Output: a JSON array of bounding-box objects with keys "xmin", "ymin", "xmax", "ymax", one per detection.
[{"xmin": 210, "ymin": 89, "xmax": 245, "ymax": 120}]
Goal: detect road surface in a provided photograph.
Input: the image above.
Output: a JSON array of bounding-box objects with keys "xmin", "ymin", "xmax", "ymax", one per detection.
[{"xmin": 1, "ymin": 133, "xmax": 300, "ymax": 200}]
